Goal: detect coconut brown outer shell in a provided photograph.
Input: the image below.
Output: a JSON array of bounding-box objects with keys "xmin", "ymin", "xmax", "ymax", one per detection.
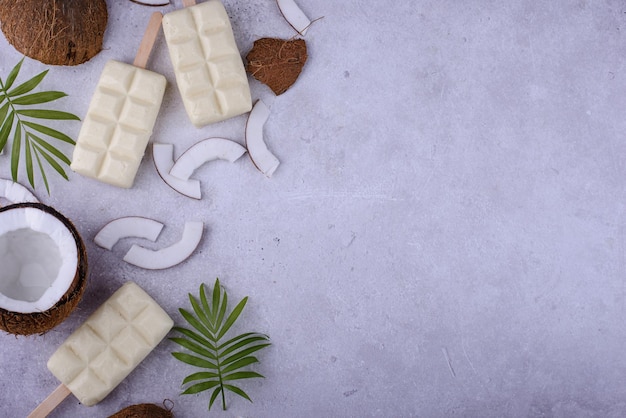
[
  {"xmin": 246, "ymin": 37, "xmax": 308, "ymax": 95},
  {"xmin": 0, "ymin": 0, "xmax": 108, "ymax": 66},
  {"xmin": 0, "ymin": 203, "xmax": 88, "ymax": 335},
  {"xmin": 109, "ymin": 403, "xmax": 174, "ymax": 418}
]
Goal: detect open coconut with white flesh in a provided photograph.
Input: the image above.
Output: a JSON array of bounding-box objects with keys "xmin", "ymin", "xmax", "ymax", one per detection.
[
  {"xmin": 0, "ymin": 203, "xmax": 87, "ymax": 335},
  {"xmin": 0, "ymin": 0, "xmax": 108, "ymax": 66}
]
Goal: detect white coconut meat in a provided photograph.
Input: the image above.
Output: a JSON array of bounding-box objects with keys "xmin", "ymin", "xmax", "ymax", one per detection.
[
  {"xmin": 0, "ymin": 178, "xmax": 39, "ymax": 204},
  {"xmin": 0, "ymin": 207, "xmax": 78, "ymax": 313},
  {"xmin": 123, "ymin": 221, "xmax": 203, "ymax": 270},
  {"xmin": 94, "ymin": 216, "xmax": 164, "ymax": 250},
  {"xmin": 277, "ymin": 0, "xmax": 312, "ymax": 35},
  {"xmin": 246, "ymin": 100, "xmax": 280, "ymax": 177},
  {"xmin": 153, "ymin": 143, "xmax": 202, "ymax": 199},
  {"xmin": 169, "ymin": 137, "xmax": 247, "ymax": 181}
]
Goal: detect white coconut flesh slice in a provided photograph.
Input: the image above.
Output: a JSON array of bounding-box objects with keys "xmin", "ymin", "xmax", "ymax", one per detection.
[
  {"xmin": 246, "ymin": 100, "xmax": 280, "ymax": 178},
  {"xmin": 153, "ymin": 143, "xmax": 202, "ymax": 200},
  {"xmin": 277, "ymin": 0, "xmax": 311, "ymax": 35},
  {"xmin": 0, "ymin": 207, "xmax": 78, "ymax": 313},
  {"xmin": 122, "ymin": 221, "xmax": 204, "ymax": 270},
  {"xmin": 169, "ymin": 138, "xmax": 247, "ymax": 181},
  {"xmin": 130, "ymin": 0, "xmax": 170, "ymax": 5},
  {"xmin": 94, "ymin": 217, "xmax": 164, "ymax": 250},
  {"xmin": 0, "ymin": 178, "xmax": 39, "ymax": 205}
]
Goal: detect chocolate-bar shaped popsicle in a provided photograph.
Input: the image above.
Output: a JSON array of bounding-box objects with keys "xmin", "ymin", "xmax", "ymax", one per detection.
[
  {"xmin": 162, "ymin": 0, "xmax": 252, "ymax": 127},
  {"xmin": 70, "ymin": 13, "xmax": 166, "ymax": 188},
  {"xmin": 28, "ymin": 282, "xmax": 173, "ymax": 417}
]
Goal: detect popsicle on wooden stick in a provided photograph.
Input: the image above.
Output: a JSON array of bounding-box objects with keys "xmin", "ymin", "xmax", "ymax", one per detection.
[
  {"xmin": 70, "ymin": 12, "xmax": 167, "ymax": 188},
  {"xmin": 162, "ymin": 0, "xmax": 252, "ymax": 127},
  {"xmin": 27, "ymin": 282, "xmax": 173, "ymax": 417}
]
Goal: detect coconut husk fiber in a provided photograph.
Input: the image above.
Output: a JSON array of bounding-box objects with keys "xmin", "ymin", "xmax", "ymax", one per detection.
[
  {"xmin": 109, "ymin": 402, "xmax": 174, "ymax": 418},
  {"xmin": 0, "ymin": 203, "xmax": 88, "ymax": 336},
  {"xmin": 246, "ymin": 37, "xmax": 307, "ymax": 95},
  {"xmin": 0, "ymin": 0, "xmax": 108, "ymax": 66}
]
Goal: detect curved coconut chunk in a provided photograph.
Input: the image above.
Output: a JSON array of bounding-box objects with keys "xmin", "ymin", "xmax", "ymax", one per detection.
[
  {"xmin": 169, "ymin": 138, "xmax": 247, "ymax": 181},
  {"xmin": 94, "ymin": 217, "xmax": 164, "ymax": 250},
  {"xmin": 153, "ymin": 143, "xmax": 202, "ymax": 199},
  {"xmin": 122, "ymin": 221, "xmax": 203, "ymax": 270},
  {"xmin": 0, "ymin": 207, "xmax": 78, "ymax": 313},
  {"xmin": 0, "ymin": 178, "xmax": 39, "ymax": 204},
  {"xmin": 131, "ymin": 0, "xmax": 170, "ymax": 5},
  {"xmin": 246, "ymin": 100, "xmax": 280, "ymax": 177},
  {"xmin": 277, "ymin": 0, "xmax": 311, "ymax": 35}
]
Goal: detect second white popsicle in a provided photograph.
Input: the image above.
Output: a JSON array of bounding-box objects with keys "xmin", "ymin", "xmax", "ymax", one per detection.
[{"xmin": 162, "ymin": 0, "xmax": 252, "ymax": 127}]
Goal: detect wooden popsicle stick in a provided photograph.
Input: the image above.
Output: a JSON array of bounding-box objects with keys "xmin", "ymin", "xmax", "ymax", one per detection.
[
  {"xmin": 27, "ymin": 384, "xmax": 72, "ymax": 418},
  {"xmin": 182, "ymin": 0, "xmax": 196, "ymax": 7},
  {"xmin": 133, "ymin": 11, "xmax": 163, "ymax": 69}
]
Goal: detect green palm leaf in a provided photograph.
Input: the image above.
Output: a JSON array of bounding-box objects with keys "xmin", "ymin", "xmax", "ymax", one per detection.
[
  {"xmin": 179, "ymin": 308, "xmax": 214, "ymax": 342},
  {"xmin": 224, "ymin": 385, "xmax": 252, "ymax": 403},
  {"xmin": 222, "ymin": 356, "xmax": 259, "ymax": 374},
  {"xmin": 222, "ymin": 344, "xmax": 271, "ymax": 367},
  {"xmin": 11, "ymin": 124, "xmax": 21, "ymax": 181},
  {"xmin": 3, "ymin": 58, "xmax": 23, "ymax": 91},
  {"xmin": 208, "ymin": 387, "xmax": 222, "ymax": 410},
  {"xmin": 182, "ymin": 380, "xmax": 220, "ymax": 395},
  {"xmin": 24, "ymin": 139, "xmax": 34, "ymax": 186},
  {"xmin": 216, "ymin": 297, "xmax": 247, "ymax": 340},
  {"xmin": 220, "ymin": 336, "xmax": 269, "ymax": 358},
  {"xmin": 172, "ymin": 327, "xmax": 217, "ymax": 352},
  {"xmin": 0, "ymin": 110, "xmax": 14, "ymax": 152},
  {"xmin": 0, "ymin": 103, "xmax": 9, "ymax": 125},
  {"xmin": 8, "ymin": 70, "xmax": 48, "ymax": 97},
  {"xmin": 28, "ymin": 132, "xmax": 71, "ymax": 165},
  {"xmin": 32, "ymin": 142, "xmax": 68, "ymax": 180},
  {"xmin": 189, "ymin": 294, "xmax": 215, "ymax": 334},
  {"xmin": 172, "ymin": 352, "xmax": 218, "ymax": 370},
  {"xmin": 0, "ymin": 58, "xmax": 79, "ymax": 193},
  {"xmin": 170, "ymin": 337, "xmax": 217, "ymax": 360},
  {"xmin": 171, "ymin": 278, "xmax": 270, "ymax": 411},
  {"xmin": 222, "ymin": 371, "xmax": 264, "ymax": 381},
  {"xmin": 17, "ymin": 109, "xmax": 79, "ymax": 120},
  {"xmin": 21, "ymin": 121, "xmax": 75, "ymax": 144},
  {"xmin": 182, "ymin": 371, "xmax": 220, "ymax": 385},
  {"xmin": 11, "ymin": 91, "xmax": 67, "ymax": 105}
]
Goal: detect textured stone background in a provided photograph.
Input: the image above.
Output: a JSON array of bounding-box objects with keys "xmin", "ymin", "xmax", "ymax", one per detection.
[{"xmin": 1, "ymin": 0, "xmax": 626, "ymax": 417}]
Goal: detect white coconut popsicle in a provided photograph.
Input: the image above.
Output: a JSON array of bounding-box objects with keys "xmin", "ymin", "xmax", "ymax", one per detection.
[
  {"xmin": 27, "ymin": 282, "xmax": 173, "ymax": 417},
  {"xmin": 70, "ymin": 12, "xmax": 166, "ymax": 188},
  {"xmin": 162, "ymin": 0, "xmax": 252, "ymax": 127}
]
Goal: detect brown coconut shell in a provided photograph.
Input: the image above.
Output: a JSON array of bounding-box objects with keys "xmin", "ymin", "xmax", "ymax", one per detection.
[
  {"xmin": 0, "ymin": 202, "xmax": 88, "ymax": 335},
  {"xmin": 246, "ymin": 37, "xmax": 307, "ymax": 95},
  {"xmin": 109, "ymin": 403, "xmax": 174, "ymax": 418},
  {"xmin": 0, "ymin": 0, "xmax": 108, "ymax": 66}
]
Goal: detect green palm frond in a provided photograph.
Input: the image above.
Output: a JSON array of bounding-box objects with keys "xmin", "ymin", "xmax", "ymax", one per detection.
[
  {"xmin": 171, "ymin": 278, "xmax": 270, "ymax": 411},
  {"xmin": 0, "ymin": 58, "xmax": 80, "ymax": 194}
]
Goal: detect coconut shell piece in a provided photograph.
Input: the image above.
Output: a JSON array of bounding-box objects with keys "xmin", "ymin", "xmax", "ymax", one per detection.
[
  {"xmin": 0, "ymin": 0, "xmax": 108, "ymax": 66},
  {"xmin": 246, "ymin": 37, "xmax": 307, "ymax": 95},
  {"xmin": 109, "ymin": 402, "xmax": 174, "ymax": 418},
  {"xmin": 0, "ymin": 203, "xmax": 88, "ymax": 335}
]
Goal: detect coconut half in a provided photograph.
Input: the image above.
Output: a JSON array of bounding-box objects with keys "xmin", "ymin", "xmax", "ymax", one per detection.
[
  {"xmin": 0, "ymin": 203, "xmax": 87, "ymax": 335},
  {"xmin": 0, "ymin": 0, "xmax": 108, "ymax": 66},
  {"xmin": 109, "ymin": 402, "xmax": 174, "ymax": 418}
]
